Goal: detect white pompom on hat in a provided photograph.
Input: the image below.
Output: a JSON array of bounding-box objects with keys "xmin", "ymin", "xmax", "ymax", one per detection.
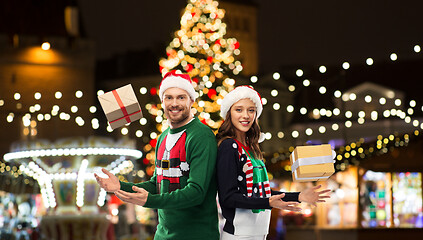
[
  {"xmin": 159, "ymin": 71, "xmax": 196, "ymax": 101},
  {"xmin": 220, "ymin": 85, "xmax": 263, "ymax": 119}
]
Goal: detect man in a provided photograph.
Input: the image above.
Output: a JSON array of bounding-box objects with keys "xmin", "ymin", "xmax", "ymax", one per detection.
[{"xmin": 95, "ymin": 71, "xmax": 219, "ymax": 240}]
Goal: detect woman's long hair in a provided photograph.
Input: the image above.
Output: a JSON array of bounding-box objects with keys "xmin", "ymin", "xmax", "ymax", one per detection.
[{"xmin": 216, "ymin": 110, "xmax": 263, "ymax": 160}]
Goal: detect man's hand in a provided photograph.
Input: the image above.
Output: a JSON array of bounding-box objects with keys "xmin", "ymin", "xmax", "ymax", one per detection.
[
  {"xmin": 298, "ymin": 185, "xmax": 331, "ymax": 206},
  {"xmin": 94, "ymin": 168, "xmax": 120, "ymax": 192},
  {"xmin": 114, "ymin": 186, "xmax": 149, "ymax": 206},
  {"xmin": 269, "ymin": 193, "xmax": 302, "ymax": 212}
]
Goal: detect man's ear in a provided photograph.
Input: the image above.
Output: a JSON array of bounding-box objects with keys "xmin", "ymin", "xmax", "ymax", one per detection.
[{"xmin": 189, "ymin": 98, "xmax": 195, "ymax": 107}]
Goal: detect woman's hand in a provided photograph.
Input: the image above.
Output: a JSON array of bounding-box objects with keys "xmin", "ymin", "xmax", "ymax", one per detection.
[
  {"xmin": 94, "ymin": 168, "xmax": 120, "ymax": 192},
  {"xmin": 269, "ymin": 193, "xmax": 302, "ymax": 212},
  {"xmin": 298, "ymin": 185, "xmax": 331, "ymax": 206}
]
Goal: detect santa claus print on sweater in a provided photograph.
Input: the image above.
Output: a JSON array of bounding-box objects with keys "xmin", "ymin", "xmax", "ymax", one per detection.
[{"xmin": 155, "ymin": 130, "xmax": 190, "ymax": 193}]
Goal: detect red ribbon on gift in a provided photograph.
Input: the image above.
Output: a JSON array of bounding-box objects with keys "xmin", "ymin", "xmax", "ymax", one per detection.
[
  {"xmin": 112, "ymin": 89, "xmax": 132, "ymax": 124},
  {"xmin": 110, "ymin": 109, "xmax": 141, "ymax": 124}
]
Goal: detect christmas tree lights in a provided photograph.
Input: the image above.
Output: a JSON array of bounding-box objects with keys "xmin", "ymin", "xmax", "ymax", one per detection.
[{"xmin": 155, "ymin": 0, "xmax": 242, "ymax": 130}]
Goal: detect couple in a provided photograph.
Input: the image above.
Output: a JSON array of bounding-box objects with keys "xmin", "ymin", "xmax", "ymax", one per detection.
[{"xmin": 95, "ymin": 71, "xmax": 331, "ymax": 240}]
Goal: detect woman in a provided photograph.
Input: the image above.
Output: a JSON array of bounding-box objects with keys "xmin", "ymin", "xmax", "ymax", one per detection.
[{"xmin": 216, "ymin": 86, "xmax": 330, "ymax": 240}]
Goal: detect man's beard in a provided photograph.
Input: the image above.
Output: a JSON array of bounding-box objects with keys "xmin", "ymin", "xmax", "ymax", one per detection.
[{"xmin": 165, "ymin": 105, "xmax": 190, "ymax": 125}]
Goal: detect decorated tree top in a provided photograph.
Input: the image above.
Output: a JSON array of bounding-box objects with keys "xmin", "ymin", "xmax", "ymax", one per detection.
[{"xmin": 156, "ymin": 0, "xmax": 242, "ymax": 130}]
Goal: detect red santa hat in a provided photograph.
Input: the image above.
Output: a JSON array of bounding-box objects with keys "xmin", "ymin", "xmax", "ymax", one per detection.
[
  {"xmin": 220, "ymin": 85, "xmax": 263, "ymax": 119},
  {"xmin": 159, "ymin": 71, "xmax": 196, "ymax": 101}
]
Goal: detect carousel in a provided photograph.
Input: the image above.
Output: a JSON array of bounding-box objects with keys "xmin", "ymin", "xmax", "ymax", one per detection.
[{"xmin": 4, "ymin": 136, "xmax": 142, "ymax": 240}]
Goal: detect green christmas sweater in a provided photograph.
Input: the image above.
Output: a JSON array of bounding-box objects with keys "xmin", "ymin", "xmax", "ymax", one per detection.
[{"xmin": 120, "ymin": 117, "xmax": 219, "ymax": 240}]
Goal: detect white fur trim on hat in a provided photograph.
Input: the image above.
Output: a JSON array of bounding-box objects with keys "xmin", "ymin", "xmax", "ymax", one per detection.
[
  {"xmin": 159, "ymin": 75, "xmax": 196, "ymax": 101},
  {"xmin": 220, "ymin": 86, "xmax": 263, "ymax": 119}
]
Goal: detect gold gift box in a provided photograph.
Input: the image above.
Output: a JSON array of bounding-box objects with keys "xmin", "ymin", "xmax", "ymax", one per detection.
[{"xmin": 290, "ymin": 144, "xmax": 335, "ymax": 182}]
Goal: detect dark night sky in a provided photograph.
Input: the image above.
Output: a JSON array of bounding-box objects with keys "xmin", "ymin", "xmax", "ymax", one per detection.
[
  {"xmin": 1, "ymin": 0, "xmax": 422, "ymax": 96},
  {"xmin": 77, "ymin": 0, "xmax": 423, "ymax": 74}
]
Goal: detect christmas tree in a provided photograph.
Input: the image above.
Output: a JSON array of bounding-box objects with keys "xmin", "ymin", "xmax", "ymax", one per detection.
[
  {"xmin": 140, "ymin": 0, "xmax": 242, "ymax": 173},
  {"xmin": 150, "ymin": 0, "xmax": 242, "ymax": 132}
]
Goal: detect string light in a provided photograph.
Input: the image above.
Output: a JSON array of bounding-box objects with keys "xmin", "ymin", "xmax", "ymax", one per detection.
[
  {"xmin": 4, "ymin": 147, "xmax": 142, "ymax": 161},
  {"xmin": 390, "ymin": 53, "xmax": 398, "ymax": 61},
  {"xmin": 296, "ymin": 69, "xmax": 304, "ymax": 77},
  {"xmin": 342, "ymin": 62, "xmax": 350, "ymax": 70},
  {"xmin": 319, "ymin": 66, "xmax": 327, "ymax": 73},
  {"xmin": 366, "ymin": 58, "xmax": 374, "ymax": 65}
]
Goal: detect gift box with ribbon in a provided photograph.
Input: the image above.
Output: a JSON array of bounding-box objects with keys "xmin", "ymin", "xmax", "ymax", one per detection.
[
  {"xmin": 98, "ymin": 84, "xmax": 142, "ymax": 130},
  {"xmin": 290, "ymin": 144, "xmax": 335, "ymax": 182}
]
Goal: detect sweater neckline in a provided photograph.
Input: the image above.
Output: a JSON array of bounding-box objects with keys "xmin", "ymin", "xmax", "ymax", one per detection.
[
  {"xmin": 234, "ymin": 139, "xmax": 250, "ymax": 151},
  {"xmin": 168, "ymin": 116, "xmax": 197, "ymax": 134}
]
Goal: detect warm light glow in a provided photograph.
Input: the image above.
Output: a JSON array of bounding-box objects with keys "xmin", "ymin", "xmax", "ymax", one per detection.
[
  {"xmin": 14, "ymin": 93, "xmax": 21, "ymax": 100},
  {"xmin": 71, "ymin": 106, "xmax": 78, "ymax": 113},
  {"xmin": 273, "ymin": 72, "xmax": 280, "ymax": 80},
  {"xmin": 303, "ymin": 79, "xmax": 310, "ymax": 87},
  {"xmin": 364, "ymin": 95, "xmax": 372, "ymax": 103},
  {"xmin": 319, "ymin": 65, "xmax": 326, "ymax": 73},
  {"xmin": 305, "ymin": 128, "xmax": 313, "ymax": 136},
  {"xmin": 342, "ymin": 62, "xmax": 350, "ymax": 70},
  {"xmin": 55, "ymin": 91, "xmax": 62, "ymax": 99},
  {"xmin": 332, "ymin": 123, "xmax": 339, "ymax": 131},
  {"xmin": 4, "ymin": 147, "xmax": 143, "ymax": 161},
  {"xmin": 140, "ymin": 87, "xmax": 148, "ymax": 94},
  {"xmin": 41, "ymin": 42, "xmax": 51, "ymax": 50},
  {"xmin": 296, "ymin": 69, "xmax": 303, "ymax": 77},
  {"xmin": 286, "ymin": 105, "xmax": 294, "ymax": 112},
  {"xmin": 75, "ymin": 90, "xmax": 83, "ymax": 98},
  {"xmin": 89, "ymin": 106, "xmax": 97, "ymax": 113},
  {"xmin": 34, "ymin": 92, "xmax": 42, "ymax": 100},
  {"xmin": 390, "ymin": 53, "xmax": 397, "ymax": 61},
  {"xmin": 409, "ymin": 100, "xmax": 416, "ymax": 107},
  {"xmin": 379, "ymin": 97, "xmax": 386, "ymax": 105}
]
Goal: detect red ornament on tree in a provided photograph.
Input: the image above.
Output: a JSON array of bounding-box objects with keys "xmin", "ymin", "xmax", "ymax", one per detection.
[
  {"xmin": 207, "ymin": 88, "xmax": 217, "ymax": 98},
  {"xmin": 185, "ymin": 64, "xmax": 193, "ymax": 72},
  {"xmin": 150, "ymin": 87, "xmax": 157, "ymax": 96},
  {"xmin": 149, "ymin": 139, "xmax": 157, "ymax": 148}
]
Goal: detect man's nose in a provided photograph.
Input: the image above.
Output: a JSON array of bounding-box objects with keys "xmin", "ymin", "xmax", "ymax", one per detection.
[{"xmin": 170, "ymin": 98, "xmax": 179, "ymax": 107}]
